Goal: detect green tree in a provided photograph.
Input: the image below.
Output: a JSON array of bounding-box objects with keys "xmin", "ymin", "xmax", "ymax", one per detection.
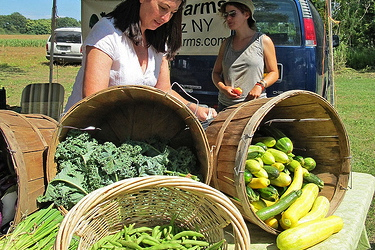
[
  {"xmin": 56, "ymin": 17, "xmax": 81, "ymax": 28},
  {"xmin": 26, "ymin": 19, "xmax": 51, "ymax": 35},
  {"xmin": 0, "ymin": 12, "xmax": 27, "ymax": 34}
]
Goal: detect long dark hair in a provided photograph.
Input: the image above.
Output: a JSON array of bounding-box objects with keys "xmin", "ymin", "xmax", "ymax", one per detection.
[
  {"xmin": 106, "ymin": 0, "xmax": 185, "ymax": 59},
  {"xmin": 220, "ymin": 2, "xmax": 257, "ymax": 30}
]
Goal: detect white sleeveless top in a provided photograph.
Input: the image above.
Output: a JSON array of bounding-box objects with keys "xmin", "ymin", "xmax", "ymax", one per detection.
[{"xmin": 64, "ymin": 18, "xmax": 164, "ymax": 112}]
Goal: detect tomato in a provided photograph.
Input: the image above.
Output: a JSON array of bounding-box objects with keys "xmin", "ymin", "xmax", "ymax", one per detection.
[{"xmin": 232, "ymin": 87, "xmax": 243, "ymax": 96}]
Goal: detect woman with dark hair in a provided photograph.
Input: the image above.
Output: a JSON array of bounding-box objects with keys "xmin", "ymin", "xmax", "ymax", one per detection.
[
  {"xmin": 65, "ymin": 0, "xmax": 216, "ymax": 121},
  {"xmin": 212, "ymin": 0, "xmax": 278, "ymax": 112}
]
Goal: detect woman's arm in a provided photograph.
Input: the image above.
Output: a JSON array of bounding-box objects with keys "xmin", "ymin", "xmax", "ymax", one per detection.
[
  {"xmin": 262, "ymin": 35, "xmax": 279, "ymax": 88},
  {"xmin": 156, "ymin": 57, "xmax": 217, "ymax": 121},
  {"xmin": 82, "ymin": 46, "xmax": 113, "ymax": 98},
  {"xmin": 247, "ymin": 35, "xmax": 279, "ymax": 100}
]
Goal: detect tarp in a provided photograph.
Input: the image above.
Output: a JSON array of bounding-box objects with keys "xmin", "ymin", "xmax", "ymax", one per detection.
[{"xmin": 80, "ymin": 0, "xmax": 231, "ymax": 55}]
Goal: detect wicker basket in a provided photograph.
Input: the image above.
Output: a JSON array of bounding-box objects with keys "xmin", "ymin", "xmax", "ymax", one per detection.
[
  {"xmin": 54, "ymin": 176, "xmax": 250, "ymax": 250},
  {"xmin": 206, "ymin": 90, "xmax": 351, "ymax": 234}
]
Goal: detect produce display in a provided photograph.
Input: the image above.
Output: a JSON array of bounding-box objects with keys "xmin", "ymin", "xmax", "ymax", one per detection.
[
  {"xmin": 72, "ymin": 223, "xmax": 225, "ymax": 250},
  {"xmin": 38, "ymin": 129, "xmax": 202, "ymax": 210},
  {"xmin": 245, "ymin": 125, "xmax": 344, "ymax": 248},
  {"xmin": 0, "ymin": 204, "xmax": 63, "ymax": 249}
]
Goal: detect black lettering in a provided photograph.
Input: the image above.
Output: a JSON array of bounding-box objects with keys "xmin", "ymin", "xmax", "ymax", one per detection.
[
  {"xmin": 192, "ymin": 19, "xmax": 203, "ymax": 32},
  {"xmin": 181, "ymin": 23, "xmax": 187, "ymax": 33},
  {"xmin": 201, "ymin": 2, "xmax": 216, "ymax": 14}
]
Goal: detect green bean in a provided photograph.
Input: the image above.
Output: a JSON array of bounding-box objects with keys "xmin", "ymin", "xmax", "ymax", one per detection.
[
  {"xmin": 144, "ymin": 242, "xmax": 185, "ymax": 250},
  {"xmin": 206, "ymin": 239, "xmax": 226, "ymax": 250},
  {"xmin": 118, "ymin": 240, "xmax": 143, "ymax": 250},
  {"xmin": 172, "ymin": 231, "xmax": 204, "ymax": 240},
  {"xmin": 181, "ymin": 239, "xmax": 209, "ymax": 247}
]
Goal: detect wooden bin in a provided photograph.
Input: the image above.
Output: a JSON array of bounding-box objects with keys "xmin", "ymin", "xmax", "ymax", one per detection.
[
  {"xmin": 205, "ymin": 90, "xmax": 351, "ymax": 234},
  {"xmin": 0, "ymin": 110, "xmax": 57, "ymax": 224},
  {"xmin": 46, "ymin": 85, "xmax": 212, "ymax": 185}
]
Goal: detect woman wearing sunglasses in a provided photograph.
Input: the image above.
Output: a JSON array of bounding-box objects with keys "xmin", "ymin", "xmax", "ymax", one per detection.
[{"xmin": 212, "ymin": 0, "xmax": 279, "ymax": 111}]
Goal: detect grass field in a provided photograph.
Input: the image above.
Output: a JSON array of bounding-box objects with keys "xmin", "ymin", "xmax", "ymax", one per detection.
[{"xmin": 1, "ymin": 35, "xmax": 375, "ymax": 248}]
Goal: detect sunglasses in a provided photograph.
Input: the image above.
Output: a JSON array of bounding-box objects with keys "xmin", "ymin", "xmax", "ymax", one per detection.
[{"xmin": 223, "ymin": 10, "xmax": 237, "ymax": 18}]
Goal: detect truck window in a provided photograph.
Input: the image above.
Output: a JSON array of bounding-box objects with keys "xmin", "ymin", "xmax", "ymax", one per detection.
[{"xmin": 253, "ymin": 0, "xmax": 302, "ymax": 46}]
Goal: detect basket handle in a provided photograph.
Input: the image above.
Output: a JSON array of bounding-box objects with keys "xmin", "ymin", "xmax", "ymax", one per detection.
[{"xmin": 169, "ymin": 82, "xmax": 200, "ymax": 115}]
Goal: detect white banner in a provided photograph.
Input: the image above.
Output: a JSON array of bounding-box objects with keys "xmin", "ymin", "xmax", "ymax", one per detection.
[{"xmin": 81, "ymin": 0, "xmax": 230, "ymax": 55}]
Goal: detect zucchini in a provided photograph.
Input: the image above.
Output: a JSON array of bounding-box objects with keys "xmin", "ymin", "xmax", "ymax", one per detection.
[
  {"xmin": 246, "ymin": 186, "xmax": 260, "ymax": 202},
  {"xmin": 250, "ymin": 199, "xmax": 267, "ymax": 211},
  {"xmin": 272, "ymin": 162, "xmax": 285, "ymax": 171},
  {"xmin": 244, "ymin": 169, "xmax": 253, "ymax": 184},
  {"xmin": 264, "ymin": 217, "xmax": 279, "ymax": 229},
  {"xmin": 248, "ymin": 177, "xmax": 270, "ymax": 189},
  {"xmin": 247, "ymin": 145, "xmax": 265, "ymax": 159},
  {"xmin": 255, "ymin": 142, "xmax": 268, "ymax": 150},
  {"xmin": 253, "ymin": 167, "xmax": 269, "ymax": 179},
  {"xmin": 297, "ymin": 195, "xmax": 330, "ymax": 225},
  {"xmin": 286, "ymin": 159, "xmax": 302, "ymax": 172},
  {"xmin": 259, "ymin": 126, "xmax": 293, "ymax": 154},
  {"xmin": 245, "ymin": 159, "xmax": 262, "ymax": 174},
  {"xmin": 303, "ymin": 157, "xmax": 316, "ymax": 171},
  {"xmin": 280, "ymin": 183, "xmax": 320, "ymax": 229},
  {"xmin": 303, "ymin": 171, "xmax": 324, "ymax": 190},
  {"xmin": 258, "ymin": 185, "xmax": 279, "ymax": 202},
  {"xmin": 261, "ymin": 150, "xmax": 276, "ymax": 165},
  {"xmin": 270, "ymin": 172, "xmax": 292, "ymax": 187},
  {"xmin": 267, "ymin": 148, "xmax": 289, "ymax": 164},
  {"xmin": 263, "ymin": 165, "xmax": 280, "ymax": 180},
  {"xmin": 253, "ymin": 136, "xmax": 276, "ymax": 148},
  {"xmin": 280, "ymin": 165, "xmax": 304, "ymax": 199},
  {"xmin": 276, "ymin": 215, "xmax": 344, "ymax": 250},
  {"xmin": 255, "ymin": 189, "xmax": 302, "ymax": 221}
]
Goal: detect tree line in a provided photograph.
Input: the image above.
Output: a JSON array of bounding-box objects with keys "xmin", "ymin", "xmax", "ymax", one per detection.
[
  {"xmin": 1, "ymin": 0, "xmax": 374, "ymax": 69},
  {"xmin": 0, "ymin": 12, "xmax": 80, "ymax": 35}
]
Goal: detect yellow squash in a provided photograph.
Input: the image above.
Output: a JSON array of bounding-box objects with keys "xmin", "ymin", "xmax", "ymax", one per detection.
[
  {"xmin": 276, "ymin": 215, "xmax": 344, "ymax": 250},
  {"xmin": 297, "ymin": 195, "xmax": 330, "ymax": 225},
  {"xmin": 280, "ymin": 183, "xmax": 319, "ymax": 229},
  {"xmin": 280, "ymin": 165, "xmax": 304, "ymax": 199}
]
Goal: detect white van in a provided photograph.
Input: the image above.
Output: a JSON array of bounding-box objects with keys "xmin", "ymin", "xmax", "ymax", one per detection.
[{"xmin": 46, "ymin": 27, "xmax": 83, "ymax": 64}]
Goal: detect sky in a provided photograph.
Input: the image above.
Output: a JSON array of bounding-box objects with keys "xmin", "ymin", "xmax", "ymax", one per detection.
[{"xmin": 0, "ymin": 0, "xmax": 81, "ymax": 21}]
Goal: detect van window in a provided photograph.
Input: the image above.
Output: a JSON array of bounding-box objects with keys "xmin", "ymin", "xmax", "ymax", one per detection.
[
  {"xmin": 53, "ymin": 31, "xmax": 82, "ymax": 44},
  {"xmin": 253, "ymin": 0, "xmax": 302, "ymax": 46}
]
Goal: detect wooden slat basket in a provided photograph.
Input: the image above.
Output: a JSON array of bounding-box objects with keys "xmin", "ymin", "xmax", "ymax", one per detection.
[
  {"xmin": 205, "ymin": 90, "xmax": 351, "ymax": 234},
  {"xmin": 54, "ymin": 176, "xmax": 251, "ymax": 250},
  {"xmin": 46, "ymin": 85, "xmax": 212, "ymax": 185},
  {"xmin": 0, "ymin": 110, "xmax": 57, "ymax": 225}
]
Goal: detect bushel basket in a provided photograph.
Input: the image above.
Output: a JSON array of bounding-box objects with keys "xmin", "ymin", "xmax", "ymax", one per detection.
[
  {"xmin": 0, "ymin": 110, "xmax": 57, "ymax": 225},
  {"xmin": 46, "ymin": 85, "xmax": 212, "ymax": 185},
  {"xmin": 54, "ymin": 175, "xmax": 250, "ymax": 250},
  {"xmin": 205, "ymin": 90, "xmax": 351, "ymax": 234}
]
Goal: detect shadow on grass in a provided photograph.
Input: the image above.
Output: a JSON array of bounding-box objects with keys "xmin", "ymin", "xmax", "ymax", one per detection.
[{"xmin": 0, "ymin": 63, "xmax": 24, "ymax": 73}]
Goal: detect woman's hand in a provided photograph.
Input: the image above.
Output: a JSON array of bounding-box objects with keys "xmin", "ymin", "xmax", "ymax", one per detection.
[
  {"xmin": 246, "ymin": 84, "xmax": 263, "ymax": 100},
  {"xmin": 188, "ymin": 103, "xmax": 217, "ymax": 122},
  {"xmin": 222, "ymin": 85, "xmax": 242, "ymax": 99}
]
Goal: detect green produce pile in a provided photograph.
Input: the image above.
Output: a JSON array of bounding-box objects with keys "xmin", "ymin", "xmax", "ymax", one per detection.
[
  {"xmin": 243, "ymin": 125, "xmax": 325, "ymax": 231},
  {"xmin": 72, "ymin": 223, "xmax": 226, "ymax": 250},
  {"xmin": 0, "ymin": 204, "xmax": 63, "ymax": 250},
  {"xmin": 38, "ymin": 130, "xmax": 201, "ymax": 210}
]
